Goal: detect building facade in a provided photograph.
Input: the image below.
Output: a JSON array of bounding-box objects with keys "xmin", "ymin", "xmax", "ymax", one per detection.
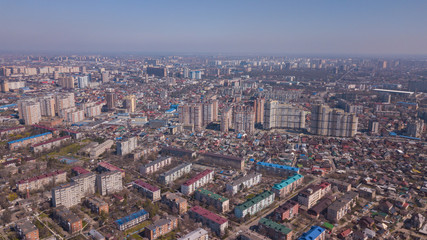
[
  {"xmin": 226, "ymin": 173, "xmax": 262, "ymax": 195},
  {"xmin": 181, "ymin": 170, "xmax": 214, "ymax": 196}
]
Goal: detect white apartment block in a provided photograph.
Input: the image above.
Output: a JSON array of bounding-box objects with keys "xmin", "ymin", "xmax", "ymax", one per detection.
[
  {"xmin": 89, "ymin": 140, "xmax": 114, "ymax": 158},
  {"xmin": 140, "ymin": 156, "xmax": 172, "ymax": 175},
  {"xmin": 181, "ymin": 170, "xmax": 214, "ymax": 196},
  {"xmin": 226, "ymin": 173, "xmax": 262, "ymax": 195},
  {"xmin": 71, "ymin": 172, "xmax": 96, "ymax": 196},
  {"xmin": 159, "ymin": 162, "xmax": 192, "ymax": 185},
  {"xmin": 52, "ymin": 182, "xmax": 83, "ymax": 208},
  {"xmin": 178, "ymin": 228, "xmax": 209, "ymax": 240},
  {"xmin": 298, "ymin": 182, "xmax": 331, "ymax": 209},
  {"xmin": 18, "ymin": 100, "xmax": 41, "ymax": 125},
  {"xmin": 96, "ymin": 170, "xmax": 123, "ymax": 196},
  {"xmin": 116, "ymin": 137, "xmax": 137, "ymax": 156}
]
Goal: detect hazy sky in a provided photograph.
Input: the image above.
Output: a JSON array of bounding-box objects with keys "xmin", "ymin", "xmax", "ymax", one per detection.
[{"xmin": 1, "ymin": 0, "xmax": 426, "ymax": 55}]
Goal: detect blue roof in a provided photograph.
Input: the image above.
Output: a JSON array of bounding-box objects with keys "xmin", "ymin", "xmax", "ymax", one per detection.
[
  {"xmin": 397, "ymin": 102, "xmax": 417, "ymax": 105},
  {"xmin": 8, "ymin": 132, "xmax": 52, "ymax": 144},
  {"xmin": 398, "ymin": 135, "xmax": 421, "ymax": 140},
  {"xmin": 272, "ymin": 174, "xmax": 304, "ymax": 190},
  {"xmin": 257, "ymin": 161, "xmax": 299, "ymax": 172},
  {"xmin": 0, "ymin": 104, "xmax": 17, "ymax": 109},
  {"xmin": 165, "ymin": 109, "xmax": 176, "ymax": 113},
  {"xmin": 115, "ymin": 209, "xmax": 148, "ymax": 226},
  {"xmin": 298, "ymin": 226, "xmax": 326, "ymax": 240}
]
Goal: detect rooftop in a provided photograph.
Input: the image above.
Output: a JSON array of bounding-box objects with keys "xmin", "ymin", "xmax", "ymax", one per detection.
[
  {"xmin": 257, "ymin": 161, "xmax": 299, "ymax": 172},
  {"xmin": 133, "ymin": 179, "xmax": 159, "ymax": 192},
  {"xmin": 190, "ymin": 206, "xmax": 228, "ymax": 225},
  {"xmin": 196, "ymin": 188, "xmax": 228, "ymax": 202},
  {"xmin": 259, "ymin": 217, "xmax": 292, "ymax": 235},
  {"xmin": 8, "ymin": 132, "xmax": 52, "ymax": 144},
  {"xmin": 115, "ymin": 209, "xmax": 149, "ymax": 226},
  {"xmin": 272, "ymin": 174, "xmax": 303, "ymax": 190},
  {"xmin": 236, "ymin": 190, "xmax": 274, "ymax": 211},
  {"xmin": 182, "ymin": 169, "xmax": 213, "ymax": 186},
  {"xmin": 298, "ymin": 226, "xmax": 325, "ymax": 240}
]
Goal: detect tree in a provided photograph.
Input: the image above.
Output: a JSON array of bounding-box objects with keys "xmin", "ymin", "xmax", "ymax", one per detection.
[{"xmin": 2, "ymin": 209, "xmax": 12, "ymax": 223}]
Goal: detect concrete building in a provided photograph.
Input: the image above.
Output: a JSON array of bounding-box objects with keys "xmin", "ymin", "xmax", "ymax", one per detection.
[
  {"xmin": 124, "ymin": 95, "xmax": 136, "ymax": 113},
  {"xmin": 18, "ymin": 100, "xmax": 41, "ymax": 125},
  {"xmin": 256, "ymin": 162, "xmax": 300, "ymax": 176},
  {"xmin": 16, "ymin": 170, "xmax": 67, "ymax": 192},
  {"xmin": 329, "ymin": 179, "xmax": 352, "ymax": 192},
  {"xmin": 273, "ymin": 200, "xmax": 299, "ymax": 221},
  {"xmin": 53, "ymin": 206, "xmax": 82, "ymax": 234},
  {"xmin": 31, "ymin": 135, "xmax": 71, "ymax": 153},
  {"xmin": 310, "ymin": 104, "xmax": 358, "ymax": 137},
  {"xmin": 55, "ymin": 92, "xmax": 75, "ymax": 114},
  {"xmin": 117, "ymin": 136, "xmax": 137, "ymax": 156},
  {"xmin": 298, "ymin": 182, "xmax": 331, "ymax": 209},
  {"xmin": 77, "ymin": 76, "xmax": 89, "ymax": 88},
  {"xmin": 38, "ymin": 96, "xmax": 56, "ymax": 117},
  {"xmin": 258, "ymin": 218, "xmax": 293, "ymax": 240},
  {"xmin": 194, "ymin": 188, "xmax": 230, "ymax": 213},
  {"xmin": 220, "ymin": 106, "xmax": 232, "ymax": 132},
  {"xmin": 254, "ymin": 97, "xmax": 265, "ymax": 124},
  {"xmin": 178, "ymin": 103, "xmax": 203, "ymax": 130},
  {"xmin": 327, "ymin": 191, "xmax": 359, "ymax": 223},
  {"xmin": 52, "ymin": 182, "xmax": 83, "ymax": 208},
  {"xmin": 96, "ymin": 170, "xmax": 123, "ymax": 196},
  {"xmin": 8, "ymin": 132, "xmax": 52, "ymax": 150},
  {"xmin": 226, "ymin": 173, "xmax": 262, "ymax": 195},
  {"xmin": 177, "ymin": 228, "xmax": 208, "ymax": 240},
  {"xmin": 89, "ymin": 140, "xmax": 114, "ymax": 158},
  {"xmin": 101, "ymin": 72, "xmax": 110, "ymax": 82},
  {"xmin": 140, "ymin": 156, "xmax": 172, "ymax": 175},
  {"xmin": 200, "ymin": 152, "xmax": 244, "ymax": 171},
  {"xmin": 15, "ymin": 220, "xmax": 39, "ymax": 240},
  {"xmin": 264, "ymin": 100, "xmax": 306, "ymax": 129},
  {"xmin": 58, "ymin": 77, "xmax": 74, "ymax": 89},
  {"xmin": 181, "ymin": 170, "xmax": 214, "ymax": 195},
  {"xmin": 97, "ymin": 161, "xmax": 125, "ymax": 177},
  {"xmin": 144, "ymin": 217, "xmax": 178, "ymax": 240},
  {"xmin": 272, "ymin": 174, "xmax": 304, "ymax": 198},
  {"xmin": 406, "ymin": 119, "xmax": 424, "ymax": 138},
  {"xmin": 147, "ymin": 67, "xmax": 167, "ymax": 77},
  {"xmin": 234, "ymin": 191, "xmax": 275, "ymax": 219},
  {"xmin": 0, "ymin": 126, "xmax": 25, "ymax": 138},
  {"xmin": 161, "ymin": 146, "xmax": 196, "ymax": 158},
  {"xmin": 298, "ymin": 226, "xmax": 326, "ymax": 240},
  {"xmin": 233, "ymin": 105, "xmax": 255, "ymax": 134},
  {"xmin": 72, "ymin": 172, "xmax": 97, "ymax": 196},
  {"xmin": 115, "ymin": 209, "xmax": 149, "ymax": 231},
  {"xmin": 368, "ymin": 120, "xmax": 380, "ymax": 134},
  {"xmin": 159, "ymin": 162, "xmax": 192, "ymax": 185},
  {"xmin": 84, "ymin": 196, "xmax": 109, "ymax": 214},
  {"xmin": 162, "ymin": 192, "xmax": 188, "ymax": 214},
  {"xmin": 133, "ymin": 179, "xmax": 161, "ymax": 202},
  {"xmin": 189, "ymin": 206, "xmax": 228, "ymax": 236},
  {"xmin": 106, "ymin": 88, "xmax": 116, "ymax": 110},
  {"xmin": 202, "ymin": 100, "xmax": 218, "ymax": 125}
]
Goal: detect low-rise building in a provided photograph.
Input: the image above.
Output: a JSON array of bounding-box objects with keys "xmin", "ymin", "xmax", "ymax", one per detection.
[
  {"xmin": 194, "ymin": 188, "xmax": 229, "ymax": 213},
  {"xmin": 31, "ymin": 135, "xmax": 71, "ymax": 153},
  {"xmin": 162, "ymin": 192, "xmax": 188, "ymax": 214},
  {"xmin": 200, "ymin": 152, "xmax": 245, "ymax": 171},
  {"xmin": 327, "ymin": 191, "xmax": 359, "ymax": 223},
  {"xmin": 161, "ymin": 146, "xmax": 197, "ymax": 158},
  {"xmin": 115, "ymin": 209, "xmax": 149, "ymax": 231},
  {"xmin": 17, "ymin": 170, "xmax": 67, "ymax": 192},
  {"xmin": 239, "ymin": 230, "xmax": 271, "ymax": 240},
  {"xmin": 8, "ymin": 132, "xmax": 52, "ymax": 150},
  {"xmin": 53, "ymin": 206, "xmax": 83, "ymax": 234},
  {"xmin": 298, "ymin": 182, "xmax": 331, "ymax": 209},
  {"xmin": 0, "ymin": 126, "xmax": 25, "ymax": 138},
  {"xmin": 234, "ymin": 191, "xmax": 275, "ymax": 219},
  {"xmin": 133, "ymin": 180, "xmax": 161, "ymax": 202},
  {"xmin": 298, "ymin": 226, "xmax": 326, "ymax": 240},
  {"xmin": 189, "ymin": 206, "xmax": 228, "ymax": 236},
  {"xmin": 85, "ymin": 197, "xmax": 109, "ymax": 214},
  {"xmin": 140, "ymin": 156, "xmax": 172, "ymax": 175},
  {"xmin": 89, "ymin": 140, "xmax": 114, "ymax": 158},
  {"xmin": 177, "ymin": 228, "xmax": 209, "ymax": 240},
  {"xmin": 358, "ymin": 186, "xmax": 376, "ymax": 200},
  {"xmin": 329, "ymin": 179, "xmax": 352, "ymax": 192},
  {"xmin": 256, "ymin": 161, "xmax": 300, "ymax": 176},
  {"xmin": 144, "ymin": 217, "xmax": 178, "ymax": 240},
  {"xmin": 226, "ymin": 173, "xmax": 262, "ymax": 195},
  {"xmin": 181, "ymin": 170, "xmax": 214, "ymax": 195},
  {"xmin": 258, "ymin": 218, "xmax": 293, "ymax": 240},
  {"xmin": 273, "ymin": 200, "xmax": 299, "ymax": 221},
  {"xmin": 272, "ymin": 174, "xmax": 304, "ymax": 198},
  {"xmin": 159, "ymin": 162, "xmax": 192, "ymax": 185},
  {"xmin": 15, "ymin": 220, "xmax": 39, "ymax": 240},
  {"xmin": 96, "ymin": 170, "xmax": 123, "ymax": 196}
]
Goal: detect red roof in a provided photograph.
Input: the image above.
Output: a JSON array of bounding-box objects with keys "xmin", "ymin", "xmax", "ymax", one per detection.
[
  {"xmin": 98, "ymin": 162, "xmax": 124, "ymax": 173},
  {"xmin": 72, "ymin": 166, "xmax": 90, "ymax": 175},
  {"xmin": 340, "ymin": 228, "xmax": 353, "ymax": 237},
  {"xmin": 133, "ymin": 179, "xmax": 159, "ymax": 192},
  {"xmin": 0, "ymin": 126, "xmax": 25, "ymax": 133},
  {"xmin": 190, "ymin": 206, "xmax": 227, "ymax": 225},
  {"xmin": 17, "ymin": 170, "xmax": 66, "ymax": 184},
  {"xmin": 183, "ymin": 170, "xmax": 213, "ymax": 186},
  {"xmin": 31, "ymin": 136, "xmax": 71, "ymax": 147}
]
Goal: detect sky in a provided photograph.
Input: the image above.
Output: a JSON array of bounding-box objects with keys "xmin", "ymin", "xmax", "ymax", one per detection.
[{"xmin": 1, "ymin": 0, "xmax": 427, "ymax": 56}]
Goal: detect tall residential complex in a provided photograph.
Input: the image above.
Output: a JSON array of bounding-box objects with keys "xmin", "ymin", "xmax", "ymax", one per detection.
[
  {"xmin": 124, "ymin": 95, "xmax": 136, "ymax": 113},
  {"xmin": 220, "ymin": 106, "xmax": 232, "ymax": 133},
  {"xmin": 117, "ymin": 137, "xmax": 138, "ymax": 156},
  {"xmin": 96, "ymin": 170, "xmax": 123, "ymax": 196},
  {"xmin": 254, "ymin": 97, "xmax": 265, "ymax": 124},
  {"xmin": 106, "ymin": 88, "xmax": 116, "ymax": 110},
  {"xmin": 38, "ymin": 95, "xmax": 56, "ymax": 117},
  {"xmin": 233, "ymin": 105, "xmax": 255, "ymax": 134},
  {"xmin": 264, "ymin": 100, "xmax": 306, "ymax": 130},
  {"xmin": 18, "ymin": 99, "xmax": 41, "ymax": 125},
  {"xmin": 310, "ymin": 104, "xmax": 358, "ymax": 137},
  {"xmin": 77, "ymin": 76, "xmax": 89, "ymax": 88},
  {"xmin": 58, "ymin": 77, "xmax": 74, "ymax": 89}
]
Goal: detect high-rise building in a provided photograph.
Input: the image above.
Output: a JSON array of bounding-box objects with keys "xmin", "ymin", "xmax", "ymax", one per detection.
[
  {"xmin": 58, "ymin": 77, "xmax": 74, "ymax": 89},
  {"xmin": 183, "ymin": 68, "xmax": 189, "ymax": 78},
  {"xmin": 117, "ymin": 137, "xmax": 138, "ymax": 156},
  {"xmin": 190, "ymin": 71, "xmax": 202, "ymax": 80},
  {"xmin": 147, "ymin": 67, "xmax": 167, "ymax": 77},
  {"xmin": 220, "ymin": 107, "xmax": 232, "ymax": 133},
  {"xmin": 264, "ymin": 100, "xmax": 306, "ymax": 130},
  {"xmin": 368, "ymin": 120, "xmax": 379, "ymax": 134},
  {"xmin": 101, "ymin": 72, "xmax": 110, "ymax": 83},
  {"xmin": 38, "ymin": 96, "xmax": 56, "ymax": 117},
  {"xmin": 406, "ymin": 119, "xmax": 424, "ymax": 138},
  {"xmin": 106, "ymin": 89, "xmax": 116, "ymax": 111},
  {"xmin": 124, "ymin": 95, "xmax": 136, "ymax": 113},
  {"xmin": 310, "ymin": 104, "xmax": 358, "ymax": 137},
  {"xmin": 18, "ymin": 99, "xmax": 41, "ymax": 125},
  {"xmin": 178, "ymin": 103, "xmax": 203, "ymax": 130},
  {"xmin": 202, "ymin": 100, "xmax": 218, "ymax": 125},
  {"xmin": 96, "ymin": 170, "xmax": 123, "ymax": 196},
  {"xmin": 254, "ymin": 97, "xmax": 265, "ymax": 124},
  {"xmin": 77, "ymin": 76, "xmax": 89, "ymax": 88},
  {"xmin": 1, "ymin": 80, "xmax": 9, "ymax": 92},
  {"xmin": 233, "ymin": 106, "xmax": 255, "ymax": 134},
  {"xmin": 55, "ymin": 93, "xmax": 75, "ymax": 114}
]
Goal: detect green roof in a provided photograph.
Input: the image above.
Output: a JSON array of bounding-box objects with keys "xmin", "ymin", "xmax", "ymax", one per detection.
[
  {"xmin": 259, "ymin": 218, "xmax": 291, "ymax": 234},
  {"xmin": 236, "ymin": 191, "xmax": 274, "ymax": 211},
  {"xmin": 196, "ymin": 188, "xmax": 228, "ymax": 202},
  {"xmin": 272, "ymin": 174, "xmax": 303, "ymax": 190},
  {"xmin": 322, "ymin": 222, "xmax": 334, "ymax": 230}
]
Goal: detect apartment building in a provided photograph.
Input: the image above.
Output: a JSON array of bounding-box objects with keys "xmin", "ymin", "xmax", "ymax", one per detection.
[
  {"xmin": 264, "ymin": 100, "xmax": 306, "ymax": 130},
  {"xmin": 15, "ymin": 220, "xmax": 39, "ymax": 240},
  {"xmin": 96, "ymin": 170, "xmax": 123, "ymax": 196},
  {"xmin": 162, "ymin": 192, "xmax": 188, "ymax": 214},
  {"xmin": 234, "ymin": 191, "xmax": 275, "ymax": 219},
  {"xmin": 53, "ymin": 206, "xmax": 82, "ymax": 234},
  {"xmin": 18, "ymin": 99, "xmax": 41, "ymax": 125},
  {"xmin": 194, "ymin": 188, "xmax": 230, "ymax": 213},
  {"xmin": 140, "ymin": 156, "xmax": 172, "ymax": 175},
  {"xmin": 298, "ymin": 226, "xmax": 326, "ymax": 240},
  {"xmin": 177, "ymin": 228, "xmax": 209, "ymax": 240},
  {"xmin": 161, "ymin": 147, "xmax": 197, "ymax": 158},
  {"xmin": 72, "ymin": 172, "xmax": 97, "ymax": 196},
  {"xmin": 258, "ymin": 218, "xmax": 293, "ymax": 240},
  {"xmin": 272, "ymin": 174, "xmax": 304, "ymax": 198},
  {"xmin": 200, "ymin": 152, "xmax": 245, "ymax": 171},
  {"xmin": 329, "ymin": 179, "xmax": 352, "ymax": 192},
  {"xmin": 189, "ymin": 206, "xmax": 229, "ymax": 236},
  {"xmin": 298, "ymin": 182, "xmax": 331, "ymax": 209},
  {"xmin": 89, "ymin": 140, "xmax": 114, "ymax": 158},
  {"xmin": 144, "ymin": 217, "xmax": 178, "ymax": 240},
  {"xmin": 97, "ymin": 161, "xmax": 125, "ymax": 177},
  {"xmin": 52, "ymin": 182, "xmax": 83, "ymax": 208},
  {"xmin": 310, "ymin": 104, "xmax": 358, "ymax": 137},
  {"xmin": 133, "ymin": 180, "xmax": 161, "ymax": 202},
  {"xmin": 0, "ymin": 126, "xmax": 25, "ymax": 138},
  {"xmin": 273, "ymin": 200, "xmax": 299, "ymax": 221},
  {"xmin": 159, "ymin": 162, "xmax": 192, "ymax": 185},
  {"xmin": 17, "ymin": 170, "xmax": 67, "ymax": 192},
  {"xmin": 84, "ymin": 196, "xmax": 109, "ymax": 214},
  {"xmin": 256, "ymin": 162, "xmax": 300, "ymax": 176},
  {"xmin": 181, "ymin": 170, "xmax": 214, "ymax": 195},
  {"xmin": 117, "ymin": 137, "xmax": 138, "ymax": 156},
  {"xmin": 8, "ymin": 132, "xmax": 52, "ymax": 150},
  {"xmin": 226, "ymin": 173, "xmax": 262, "ymax": 195},
  {"xmin": 233, "ymin": 105, "xmax": 255, "ymax": 134},
  {"xmin": 115, "ymin": 209, "xmax": 149, "ymax": 231},
  {"xmin": 31, "ymin": 135, "xmax": 71, "ymax": 153},
  {"xmin": 327, "ymin": 191, "xmax": 359, "ymax": 223}
]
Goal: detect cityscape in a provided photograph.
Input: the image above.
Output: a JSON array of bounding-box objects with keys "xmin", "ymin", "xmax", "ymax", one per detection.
[{"xmin": 0, "ymin": 1, "xmax": 427, "ymax": 240}]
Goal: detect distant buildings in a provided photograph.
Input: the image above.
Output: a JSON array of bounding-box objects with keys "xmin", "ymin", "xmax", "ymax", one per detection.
[
  {"xmin": 159, "ymin": 162, "xmax": 192, "ymax": 185},
  {"xmin": 178, "ymin": 102, "xmax": 218, "ymax": 130},
  {"xmin": 310, "ymin": 104, "xmax": 358, "ymax": 137},
  {"xmin": 234, "ymin": 191, "xmax": 275, "ymax": 219},
  {"xmin": 200, "ymin": 152, "xmax": 244, "ymax": 171},
  {"xmin": 189, "ymin": 206, "xmax": 228, "ymax": 236},
  {"xmin": 264, "ymin": 100, "xmax": 306, "ymax": 130},
  {"xmin": 115, "ymin": 209, "xmax": 149, "ymax": 231},
  {"xmin": 254, "ymin": 97, "xmax": 265, "ymax": 124},
  {"xmin": 220, "ymin": 107, "xmax": 232, "ymax": 132},
  {"xmin": 181, "ymin": 170, "xmax": 214, "ymax": 195},
  {"xmin": 406, "ymin": 119, "xmax": 424, "ymax": 138},
  {"xmin": 123, "ymin": 95, "xmax": 136, "ymax": 113},
  {"xmin": 226, "ymin": 173, "xmax": 262, "ymax": 195},
  {"xmin": 106, "ymin": 88, "xmax": 116, "ymax": 110},
  {"xmin": 8, "ymin": 132, "xmax": 52, "ymax": 150},
  {"xmin": 77, "ymin": 76, "xmax": 89, "ymax": 88},
  {"xmin": 190, "ymin": 70, "xmax": 202, "ymax": 80},
  {"xmin": 58, "ymin": 77, "xmax": 74, "ymax": 89},
  {"xmin": 256, "ymin": 162, "xmax": 300, "ymax": 176},
  {"xmin": 147, "ymin": 67, "xmax": 167, "ymax": 77}
]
